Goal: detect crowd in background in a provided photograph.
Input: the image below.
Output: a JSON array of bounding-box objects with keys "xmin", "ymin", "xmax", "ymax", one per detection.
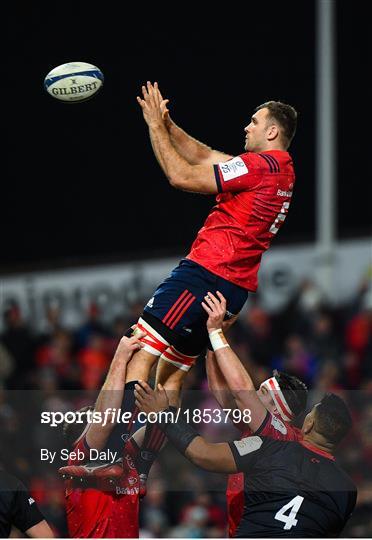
[{"xmin": 1, "ymin": 271, "xmax": 372, "ymax": 537}]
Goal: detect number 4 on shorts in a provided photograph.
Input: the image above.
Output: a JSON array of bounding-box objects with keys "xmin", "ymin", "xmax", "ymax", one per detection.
[{"xmin": 274, "ymin": 495, "xmax": 304, "ymax": 530}]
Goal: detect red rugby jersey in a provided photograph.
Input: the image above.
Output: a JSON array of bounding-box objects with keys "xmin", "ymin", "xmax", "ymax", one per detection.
[
  {"xmin": 227, "ymin": 411, "xmax": 302, "ymax": 537},
  {"xmin": 64, "ymin": 438, "xmax": 139, "ymax": 538},
  {"xmin": 187, "ymin": 150, "xmax": 295, "ymax": 291}
]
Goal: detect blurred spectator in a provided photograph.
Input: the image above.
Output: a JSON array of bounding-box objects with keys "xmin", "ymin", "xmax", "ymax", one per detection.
[
  {"xmin": 308, "ymin": 311, "xmax": 341, "ymax": 362},
  {"xmin": 240, "ymin": 302, "xmax": 273, "ymax": 366},
  {"xmin": 1, "ymin": 302, "xmax": 35, "ymax": 388},
  {"xmin": 271, "ymin": 333, "xmax": 317, "ymax": 384},
  {"xmin": 346, "ymin": 289, "xmax": 372, "ymax": 355},
  {"xmin": 35, "ymin": 330, "xmax": 74, "ymax": 384},
  {"xmin": 0, "ymin": 342, "xmax": 15, "ymax": 387},
  {"xmin": 180, "ymin": 492, "xmax": 226, "ymax": 535},
  {"xmin": 37, "ymin": 303, "xmax": 64, "ymax": 347},
  {"xmin": 140, "ymin": 478, "xmax": 169, "ymax": 538},
  {"xmin": 74, "ymin": 302, "xmax": 108, "ymax": 348},
  {"xmin": 77, "ymin": 334, "xmax": 110, "ymax": 390}
]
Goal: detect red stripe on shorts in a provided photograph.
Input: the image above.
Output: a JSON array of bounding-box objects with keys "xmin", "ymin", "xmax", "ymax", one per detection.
[
  {"xmin": 164, "ymin": 292, "xmax": 193, "ymax": 328},
  {"xmin": 169, "ymin": 295, "xmax": 196, "ymax": 329},
  {"xmin": 163, "ymin": 290, "xmax": 190, "ymax": 325}
]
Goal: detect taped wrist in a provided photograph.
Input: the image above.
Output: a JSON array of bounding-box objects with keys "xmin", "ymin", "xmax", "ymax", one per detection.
[
  {"xmin": 209, "ymin": 329, "xmax": 230, "ymax": 351},
  {"xmin": 157, "ymin": 407, "xmax": 199, "ymax": 455}
]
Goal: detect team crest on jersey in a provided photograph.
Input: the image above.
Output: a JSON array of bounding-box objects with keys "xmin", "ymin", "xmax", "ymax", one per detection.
[
  {"xmin": 125, "ymin": 453, "xmax": 136, "ymax": 470},
  {"xmin": 141, "ymin": 450, "xmax": 154, "ymax": 461},
  {"xmin": 233, "ymin": 436, "xmax": 263, "ymax": 456},
  {"xmin": 271, "ymin": 415, "xmax": 287, "ymax": 435},
  {"xmin": 219, "ymin": 157, "xmax": 248, "ymax": 182}
]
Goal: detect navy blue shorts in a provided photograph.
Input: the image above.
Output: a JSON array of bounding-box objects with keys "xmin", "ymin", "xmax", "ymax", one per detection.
[{"xmin": 142, "ymin": 259, "xmax": 248, "ymax": 355}]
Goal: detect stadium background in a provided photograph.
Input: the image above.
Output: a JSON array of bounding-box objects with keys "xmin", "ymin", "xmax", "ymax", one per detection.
[{"xmin": 3, "ymin": 1, "xmax": 371, "ymax": 537}]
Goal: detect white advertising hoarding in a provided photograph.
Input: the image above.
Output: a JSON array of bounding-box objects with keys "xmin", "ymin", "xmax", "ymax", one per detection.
[{"xmin": 1, "ymin": 239, "xmax": 371, "ymax": 331}]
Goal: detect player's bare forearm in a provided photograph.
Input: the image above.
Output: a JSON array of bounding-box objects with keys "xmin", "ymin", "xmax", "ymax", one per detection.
[
  {"xmin": 26, "ymin": 520, "xmax": 54, "ymax": 538},
  {"xmin": 138, "ymin": 82, "xmax": 219, "ymax": 193},
  {"xmin": 149, "ymin": 124, "xmax": 218, "ymax": 194},
  {"xmin": 213, "ymin": 340, "xmax": 267, "ymax": 432},
  {"xmin": 156, "ymin": 81, "xmax": 231, "ymax": 165},
  {"xmin": 85, "ymin": 361, "xmax": 128, "ymax": 449},
  {"xmin": 202, "ymin": 292, "xmax": 266, "ymax": 432},
  {"xmin": 166, "ymin": 117, "xmax": 231, "ymax": 165},
  {"xmin": 206, "ymin": 349, "xmax": 238, "ymax": 410},
  {"xmin": 149, "ymin": 127, "xmax": 168, "ymax": 172},
  {"xmin": 86, "ymin": 334, "xmax": 144, "ymax": 448},
  {"xmin": 185, "ymin": 437, "xmax": 237, "ymax": 473}
]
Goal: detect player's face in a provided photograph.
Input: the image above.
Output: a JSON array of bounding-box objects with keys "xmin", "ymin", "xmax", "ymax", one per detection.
[
  {"xmin": 302, "ymin": 405, "xmax": 317, "ymax": 433},
  {"xmin": 257, "ymin": 384, "xmax": 276, "ymax": 412},
  {"xmin": 244, "ymin": 108, "xmax": 271, "ymax": 152}
]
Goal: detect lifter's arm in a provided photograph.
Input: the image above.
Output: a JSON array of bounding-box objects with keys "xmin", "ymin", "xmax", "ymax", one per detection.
[
  {"xmin": 206, "ymin": 313, "xmax": 240, "ymax": 410},
  {"xmin": 202, "ymin": 292, "xmax": 268, "ymax": 432},
  {"xmin": 85, "ymin": 332, "xmax": 145, "ymax": 450},
  {"xmin": 134, "ymin": 381, "xmax": 238, "ymax": 473},
  {"xmin": 205, "ymin": 349, "xmax": 238, "ymax": 410}
]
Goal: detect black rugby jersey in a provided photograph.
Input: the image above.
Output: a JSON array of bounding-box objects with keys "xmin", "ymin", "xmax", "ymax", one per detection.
[
  {"xmin": 229, "ymin": 436, "xmax": 357, "ymax": 538},
  {"xmin": 0, "ymin": 470, "xmax": 44, "ymax": 537}
]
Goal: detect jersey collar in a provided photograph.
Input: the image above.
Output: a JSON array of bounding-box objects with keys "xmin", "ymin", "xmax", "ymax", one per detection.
[{"xmin": 300, "ymin": 440, "xmax": 335, "ymax": 461}]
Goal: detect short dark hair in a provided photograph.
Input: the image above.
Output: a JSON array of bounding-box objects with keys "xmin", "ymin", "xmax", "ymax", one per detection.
[
  {"xmin": 274, "ymin": 370, "xmax": 308, "ymax": 417},
  {"xmin": 63, "ymin": 405, "xmax": 94, "ymax": 448},
  {"xmin": 255, "ymin": 101, "xmax": 297, "ymax": 148},
  {"xmin": 315, "ymin": 393, "xmax": 352, "ymax": 446}
]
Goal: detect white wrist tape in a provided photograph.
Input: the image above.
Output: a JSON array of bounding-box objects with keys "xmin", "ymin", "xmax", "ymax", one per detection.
[{"xmin": 209, "ymin": 329, "xmax": 230, "ymax": 352}]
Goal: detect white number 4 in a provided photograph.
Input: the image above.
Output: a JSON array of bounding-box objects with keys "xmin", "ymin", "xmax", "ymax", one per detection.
[{"xmin": 274, "ymin": 495, "xmax": 304, "ymax": 530}]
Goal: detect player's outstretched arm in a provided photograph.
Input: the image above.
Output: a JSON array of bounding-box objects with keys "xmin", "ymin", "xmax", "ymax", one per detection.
[
  {"xmin": 206, "ymin": 349, "xmax": 238, "ymax": 410},
  {"xmin": 206, "ymin": 312, "xmax": 241, "ymax": 410},
  {"xmin": 158, "ymin": 85, "xmax": 232, "ymax": 166},
  {"xmin": 134, "ymin": 381, "xmax": 237, "ymax": 473},
  {"xmin": 137, "ymin": 81, "xmax": 225, "ymax": 194},
  {"xmin": 185, "ymin": 438, "xmax": 237, "ymax": 473},
  {"xmin": 85, "ymin": 332, "xmax": 145, "ymax": 450},
  {"xmin": 202, "ymin": 292, "xmax": 268, "ymax": 432}
]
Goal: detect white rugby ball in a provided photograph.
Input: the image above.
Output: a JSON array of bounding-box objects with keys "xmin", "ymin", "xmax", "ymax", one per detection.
[{"xmin": 44, "ymin": 61, "xmax": 104, "ymax": 102}]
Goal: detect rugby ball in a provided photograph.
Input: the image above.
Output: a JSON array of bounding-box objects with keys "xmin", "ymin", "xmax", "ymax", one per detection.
[{"xmin": 44, "ymin": 62, "xmax": 104, "ymax": 102}]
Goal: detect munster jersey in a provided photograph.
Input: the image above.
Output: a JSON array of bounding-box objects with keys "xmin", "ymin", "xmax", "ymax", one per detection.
[
  {"xmin": 187, "ymin": 150, "xmax": 295, "ymax": 291},
  {"xmin": 229, "ymin": 436, "xmax": 357, "ymax": 538},
  {"xmin": 64, "ymin": 437, "xmax": 139, "ymax": 538},
  {"xmin": 227, "ymin": 412, "xmax": 302, "ymax": 537}
]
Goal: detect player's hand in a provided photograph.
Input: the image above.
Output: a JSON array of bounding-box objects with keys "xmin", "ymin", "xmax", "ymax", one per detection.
[
  {"xmin": 202, "ymin": 291, "xmax": 227, "ymax": 333},
  {"xmin": 134, "ymin": 381, "xmax": 169, "ymax": 414},
  {"xmin": 157, "ymin": 85, "xmax": 171, "ymax": 125},
  {"xmin": 114, "ymin": 331, "xmax": 146, "ymax": 363},
  {"xmin": 222, "ymin": 313, "xmax": 239, "ymax": 333},
  {"xmin": 136, "ymin": 81, "xmax": 167, "ymax": 129}
]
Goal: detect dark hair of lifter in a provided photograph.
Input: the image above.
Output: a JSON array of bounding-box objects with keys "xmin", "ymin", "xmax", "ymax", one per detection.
[{"xmin": 255, "ymin": 101, "xmax": 297, "ymax": 148}]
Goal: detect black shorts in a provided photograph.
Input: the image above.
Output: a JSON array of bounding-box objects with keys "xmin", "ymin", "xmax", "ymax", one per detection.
[{"xmin": 142, "ymin": 258, "xmax": 248, "ymax": 355}]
